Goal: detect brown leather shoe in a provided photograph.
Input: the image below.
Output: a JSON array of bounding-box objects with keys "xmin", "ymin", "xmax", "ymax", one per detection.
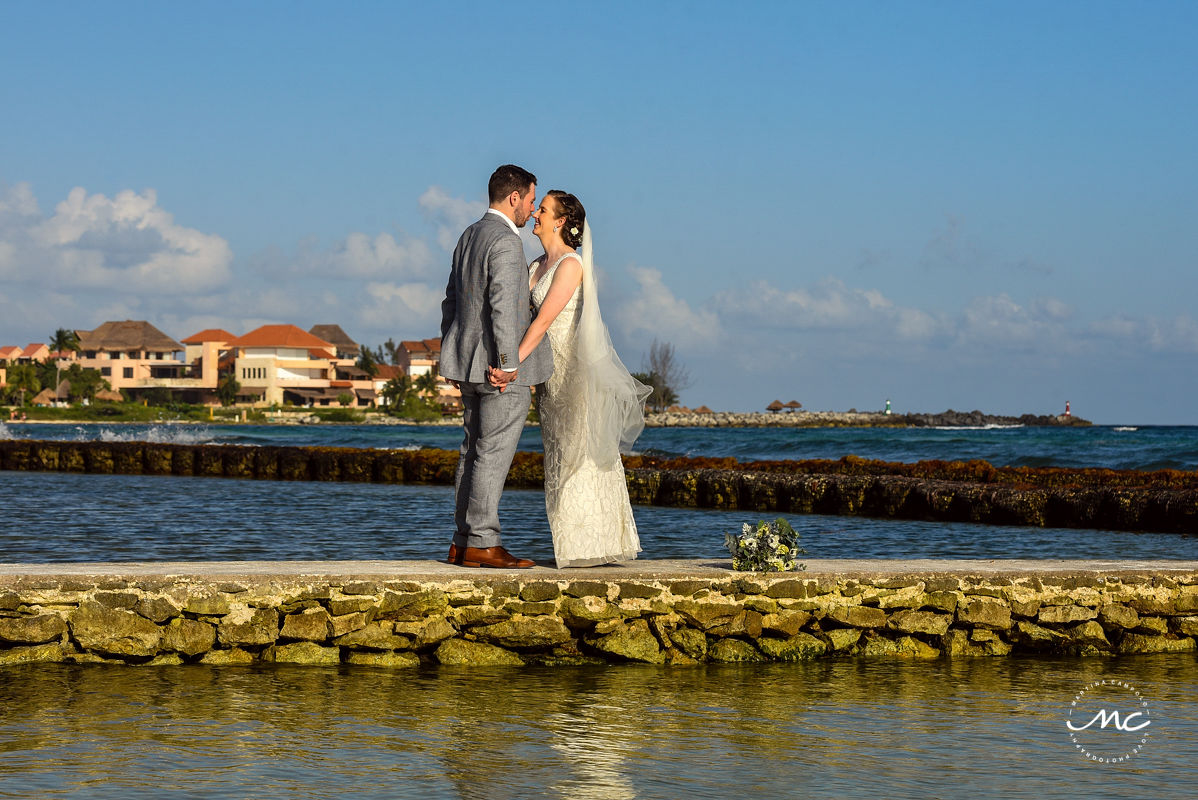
[
  {"xmin": 457, "ymin": 545, "xmax": 535, "ymax": 569},
  {"xmin": 446, "ymin": 544, "xmax": 464, "ymax": 565}
]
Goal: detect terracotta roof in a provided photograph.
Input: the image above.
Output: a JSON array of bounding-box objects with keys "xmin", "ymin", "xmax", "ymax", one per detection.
[
  {"xmin": 0, "ymin": 346, "xmax": 20, "ymax": 359},
  {"xmin": 181, "ymin": 328, "xmax": 237, "ymax": 344},
  {"xmin": 226, "ymin": 325, "xmax": 335, "ymax": 350},
  {"xmin": 308, "ymin": 325, "xmax": 360, "ymax": 355},
  {"xmin": 77, "ymin": 321, "xmax": 182, "ymax": 352},
  {"xmin": 400, "ymin": 338, "xmax": 441, "ymax": 355},
  {"xmin": 374, "ymin": 364, "xmax": 404, "ymax": 380},
  {"xmin": 22, "ymin": 343, "xmax": 49, "ymax": 358},
  {"xmin": 308, "ymin": 348, "xmax": 335, "ymax": 359}
]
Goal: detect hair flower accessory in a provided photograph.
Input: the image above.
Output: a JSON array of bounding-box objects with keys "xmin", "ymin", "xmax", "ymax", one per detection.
[{"xmin": 570, "ymin": 227, "xmax": 579, "ymax": 236}]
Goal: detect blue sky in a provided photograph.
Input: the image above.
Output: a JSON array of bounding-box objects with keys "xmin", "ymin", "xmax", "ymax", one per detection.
[{"xmin": 2, "ymin": 1, "xmax": 1195, "ymax": 423}]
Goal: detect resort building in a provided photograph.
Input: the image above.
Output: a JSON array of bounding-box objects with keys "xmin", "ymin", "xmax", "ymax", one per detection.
[
  {"xmin": 180, "ymin": 328, "xmax": 234, "ymax": 399},
  {"xmin": 3, "ymin": 320, "xmax": 418, "ymax": 411},
  {"xmin": 222, "ymin": 324, "xmax": 373, "ymax": 408},
  {"xmin": 74, "ymin": 321, "xmax": 188, "ymax": 396},
  {"xmin": 18, "ymin": 343, "xmax": 51, "ymax": 364},
  {"xmin": 397, "ymin": 337, "xmax": 460, "ymax": 409}
]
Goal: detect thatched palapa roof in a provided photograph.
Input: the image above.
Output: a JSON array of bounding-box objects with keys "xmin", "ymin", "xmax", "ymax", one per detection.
[
  {"xmin": 309, "ymin": 325, "xmax": 360, "ymax": 357},
  {"xmin": 77, "ymin": 321, "xmax": 182, "ymax": 353}
]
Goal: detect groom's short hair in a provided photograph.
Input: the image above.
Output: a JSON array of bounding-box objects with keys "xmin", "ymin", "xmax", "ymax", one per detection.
[{"xmin": 488, "ymin": 164, "xmax": 537, "ymax": 203}]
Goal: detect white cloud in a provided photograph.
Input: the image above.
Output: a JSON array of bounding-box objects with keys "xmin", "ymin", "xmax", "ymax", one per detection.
[
  {"xmin": 419, "ymin": 186, "xmax": 484, "ymax": 251},
  {"xmin": 955, "ymin": 293, "xmax": 1075, "ymax": 351},
  {"xmin": 713, "ymin": 277, "xmax": 940, "ymax": 342},
  {"xmin": 612, "ymin": 266, "xmax": 721, "ymax": 346},
  {"xmin": 1146, "ymin": 315, "xmax": 1198, "ymax": 353},
  {"xmin": 5, "ymin": 186, "xmax": 233, "ymax": 293},
  {"xmin": 330, "ymin": 232, "xmax": 434, "ymax": 280}
]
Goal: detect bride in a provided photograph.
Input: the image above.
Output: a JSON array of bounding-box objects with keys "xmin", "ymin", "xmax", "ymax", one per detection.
[{"xmin": 491, "ymin": 190, "xmax": 649, "ymax": 567}]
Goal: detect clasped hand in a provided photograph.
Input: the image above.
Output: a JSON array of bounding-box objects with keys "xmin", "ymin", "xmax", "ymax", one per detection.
[{"xmin": 487, "ymin": 366, "xmax": 517, "ymax": 392}]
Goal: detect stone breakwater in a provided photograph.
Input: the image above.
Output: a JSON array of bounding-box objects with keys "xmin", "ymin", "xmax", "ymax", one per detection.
[
  {"xmin": 1, "ymin": 561, "xmax": 1196, "ymax": 667},
  {"xmin": 645, "ymin": 409, "xmax": 1091, "ymax": 428},
  {"xmin": 2, "ymin": 439, "xmax": 1194, "ymax": 533}
]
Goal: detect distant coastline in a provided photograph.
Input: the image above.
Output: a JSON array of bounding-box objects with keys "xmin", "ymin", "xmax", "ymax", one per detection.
[
  {"xmin": 644, "ymin": 409, "xmax": 1091, "ymax": 429},
  {"xmin": 2, "ymin": 407, "xmax": 1090, "ymax": 430}
]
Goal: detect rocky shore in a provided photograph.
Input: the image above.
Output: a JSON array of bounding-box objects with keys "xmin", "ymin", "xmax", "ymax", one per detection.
[
  {"xmin": 645, "ymin": 409, "xmax": 1090, "ymax": 428},
  {"xmin": 1, "ymin": 561, "xmax": 1195, "ymax": 667}
]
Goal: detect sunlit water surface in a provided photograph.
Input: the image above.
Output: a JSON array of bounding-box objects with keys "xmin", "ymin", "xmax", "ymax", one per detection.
[
  {"xmin": 2, "ymin": 657, "xmax": 1197, "ymax": 799},
  {"xmin": 1, "ymin": 471, "xmax": 1196, "ymax": 562}
]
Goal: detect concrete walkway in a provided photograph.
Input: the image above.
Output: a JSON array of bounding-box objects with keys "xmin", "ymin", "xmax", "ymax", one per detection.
[{"xmin": 2, "ymin": 558, "xmax": 1196, "ymax": 580}]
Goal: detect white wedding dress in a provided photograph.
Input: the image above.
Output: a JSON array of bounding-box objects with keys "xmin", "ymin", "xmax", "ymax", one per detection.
[{"xmin": 532, "ymin": 251, "xmax": 642, "ymax": 567}]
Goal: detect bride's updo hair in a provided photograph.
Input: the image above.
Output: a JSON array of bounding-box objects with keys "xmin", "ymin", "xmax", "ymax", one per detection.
[{"xmin": 547, "ymin": 190, "xmax": 586, "ymax": 249}]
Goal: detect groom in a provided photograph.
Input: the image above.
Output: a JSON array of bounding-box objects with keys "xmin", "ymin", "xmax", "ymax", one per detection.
[{"xmin": 439, "ymin": 164, "xmax": 553, "ymax": 568}]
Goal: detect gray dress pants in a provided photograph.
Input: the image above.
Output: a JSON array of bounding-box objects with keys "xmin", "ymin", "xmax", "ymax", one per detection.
[{"xmin": 452, "ymin": 380, "xmax": 530, "ymax": 549}]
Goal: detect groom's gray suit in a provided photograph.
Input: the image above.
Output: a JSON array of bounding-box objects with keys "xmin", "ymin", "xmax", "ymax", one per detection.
[{"xmin": 440, "ymin": 211, "xmax": 553, "ymax": 551}]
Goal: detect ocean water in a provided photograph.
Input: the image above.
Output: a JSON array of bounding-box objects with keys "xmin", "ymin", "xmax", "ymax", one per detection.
[
  {"xmin": 3, "ymin": 420, "xmax": 1198, "ymax": 470},
  {"xmin": 1, "ymin": 470, "xmax": 1196, "ymax": 563},
  {"xmin": 2, "ymin": 421, "xmax": 1197, "ymax": 563},
  {"xmin": 3, "ymin": 420, "xmax": 1197, "ymax": 798}
]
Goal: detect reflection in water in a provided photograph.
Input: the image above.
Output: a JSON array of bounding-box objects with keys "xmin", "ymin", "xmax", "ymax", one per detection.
[{"xmin": 2, "ymin": 656, "xmax": 1197, "ymax": 799}]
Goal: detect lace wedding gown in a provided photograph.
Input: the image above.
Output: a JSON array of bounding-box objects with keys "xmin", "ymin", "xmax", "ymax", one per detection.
[{"xmin": 532, "ymin": 252, "xmax": 641, "ymax": 567}]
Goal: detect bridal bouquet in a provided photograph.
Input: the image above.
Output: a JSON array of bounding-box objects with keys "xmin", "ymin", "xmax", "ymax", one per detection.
[{"xmin": 725, "ymin": 518, "xmax": 805, "ymax": 572}]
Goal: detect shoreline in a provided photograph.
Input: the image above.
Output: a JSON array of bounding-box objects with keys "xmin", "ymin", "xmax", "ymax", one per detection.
[{"xmin": 3, "ymin": 408, "xmax": 1092, "ymax": 429}]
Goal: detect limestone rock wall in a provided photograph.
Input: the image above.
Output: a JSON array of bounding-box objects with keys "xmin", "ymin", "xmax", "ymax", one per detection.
[{"xmin": 3, "ymin": 570, "xmax": 1197, "ymax": 667}]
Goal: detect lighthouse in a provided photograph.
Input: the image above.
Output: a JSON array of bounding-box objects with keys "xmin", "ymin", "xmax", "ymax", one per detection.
[{"xmin": 1065, "ymin": 400, "xmax": 1071, "ymax": 418}]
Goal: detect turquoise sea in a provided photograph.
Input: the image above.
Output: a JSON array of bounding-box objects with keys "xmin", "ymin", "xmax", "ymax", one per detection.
[
  {"xmin": 6, "ymin": 419, "xmax": 1198, "ymax": 470},
  {"xmin": 2, "ymin": 421, "xmax": 1197, "ymax": 797}
]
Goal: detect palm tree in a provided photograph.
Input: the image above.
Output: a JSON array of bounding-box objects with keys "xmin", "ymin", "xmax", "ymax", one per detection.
[
  {"xmin": 381, "ymin": 375, "xmax": 411, "ymax": 410},
  {"xmin": 48, "ymin": 328, "xmax": 81, "ymax": 399},
  {"xmin": 6, "ymin": 364, "xmax": 40, "ymax": 407},
  {"xmin": 49, "ymin": 328, "xmax": 80, "ymax": 354},
  {"xmin": 414, "ymin": 371, "xmax": 439, "ymax": 399}
]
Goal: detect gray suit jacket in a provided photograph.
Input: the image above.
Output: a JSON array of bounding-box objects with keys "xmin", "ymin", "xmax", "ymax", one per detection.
[{"xmin": 440, "ymin": 213, "xmax": 553, "ymax": 386}]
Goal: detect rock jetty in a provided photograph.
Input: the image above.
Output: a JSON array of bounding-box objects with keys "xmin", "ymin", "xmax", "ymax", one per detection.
[
  {"xmin": 645, "ymin": 409, "xmax": 1090, "ymax": 428},
  {"xmin": 1, "ymin": 561, "xmax": 1195, "ymax": 667},
  {"xmin": 1, "ymin": 439, "xmax": 1194, "ymax": 533}
]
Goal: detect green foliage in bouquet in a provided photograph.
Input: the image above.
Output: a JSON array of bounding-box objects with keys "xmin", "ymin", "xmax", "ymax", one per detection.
[{"xmin": 724, "ymin": 518, "xmax": 806, "ymax": 572}]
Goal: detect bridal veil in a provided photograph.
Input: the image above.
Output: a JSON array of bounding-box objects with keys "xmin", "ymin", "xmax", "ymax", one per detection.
[{"xmin": 563, "ymin": 223, "xmax": 652, "ymax": 480}]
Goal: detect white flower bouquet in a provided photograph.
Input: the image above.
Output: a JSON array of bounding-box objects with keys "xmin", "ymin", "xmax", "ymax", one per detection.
[{"xmin": 724, "ymin": 518, "xmax": 805, "ymax": 572}]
